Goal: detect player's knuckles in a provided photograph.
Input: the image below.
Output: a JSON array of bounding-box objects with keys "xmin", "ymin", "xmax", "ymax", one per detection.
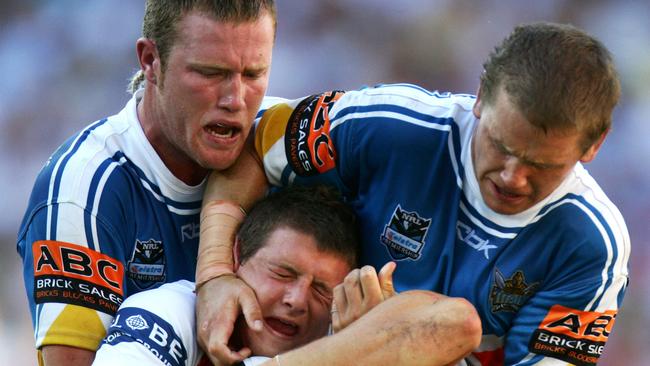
[
  {"xmin": 359, "ymin": 265, "xmax": 377, "ymax": 281},
  {"xmin": 344, "ymin": 268, "xmax": 360, "ymax": 285},
  {"xmin": 361, "ymin": 266, "xmax": 380, "ymax": 286},
  {"xmin": 204, "ymin": 342, "xmax": 230, "ymax": 364}
]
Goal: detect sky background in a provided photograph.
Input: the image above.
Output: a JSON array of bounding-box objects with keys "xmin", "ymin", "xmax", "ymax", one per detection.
[{"xmin": 1, "ymin": 1, "xmax": 648, "ymax": 364}]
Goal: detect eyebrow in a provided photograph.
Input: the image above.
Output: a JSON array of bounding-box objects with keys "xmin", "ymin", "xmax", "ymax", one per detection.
[
  {"xmin": 191, "ymin": 62, "xmax": 269, "ymax": 74},
  {"xmin": 276, "ymin": 263, "xmax": 333, "ymax": 292},
  {"xmin": 490, "ymin": 135, "xmax": 563, "ymax": 169}
]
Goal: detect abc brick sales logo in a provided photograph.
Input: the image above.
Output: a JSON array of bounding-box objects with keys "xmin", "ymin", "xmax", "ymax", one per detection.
[
  {"xmin": 285, "ymin": 91, "xmax": 344, "ymax": 176},
  {"xmin": 529, "ymin": 304, "xmax": 617, "ymax": 366},
  {"xmin": 32, "ymin": 240, "xmax": 124, "ymax": 315}
]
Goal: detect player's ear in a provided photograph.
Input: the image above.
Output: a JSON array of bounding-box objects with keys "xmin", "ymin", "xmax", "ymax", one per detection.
[
  {"xmin": 473, "ymin": 86, "xmax": 483, "ymax": 119},
  {"xmin": 135, "ymin": 37, "xmax": 160, "ymax": 86},
  {"xmin": 233, "ymin": 236, "xmax": 242, "ymax": 271},
  {"xmin": 580, "ymin": 130, "xmax": 609, "ymax": 163}
]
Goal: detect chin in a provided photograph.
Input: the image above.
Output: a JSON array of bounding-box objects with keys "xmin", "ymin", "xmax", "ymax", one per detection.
[
  {"xmin": 487, "ymin": 201, "xmax": 531, "ymax": 215},
  {"xmin": 249, "ymin": 341, "xmax": 288, "ymax": 358},
  {"xmin": 201, "ymin": 155, "xmax": 238, "ymax": 171},
  {"xmin": 245, "ymin": 331, "xmax": 294, "ymax": 358},
  {"xmin": 196, "ymin": 145, "xmax": 243, "ymax": 170}
]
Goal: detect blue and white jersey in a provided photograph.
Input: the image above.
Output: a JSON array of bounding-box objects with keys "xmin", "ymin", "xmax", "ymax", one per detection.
[
  {"xmin": 93, "ymin": 280, "xmax": 269, "ymax": 366},
  {"xmin": 16, "ymin": 90, "xmax": 204, "ymax": 353},
  {"xmin": 253, "ymin": 84, "xmax": 630, "ymax": 366}
]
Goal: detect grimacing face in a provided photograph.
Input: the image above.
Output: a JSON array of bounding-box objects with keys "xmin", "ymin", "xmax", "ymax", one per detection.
[
  {"xmin": 471, "ymin": 87, "xmax": 603, "ymax": 215},
  {"xmin": 235, "ymin": 227, "xmax": 351, "ymax": 356},
  {"xmin": 144, "ymin": 10, "xmax": 274, "ymax": 183}
]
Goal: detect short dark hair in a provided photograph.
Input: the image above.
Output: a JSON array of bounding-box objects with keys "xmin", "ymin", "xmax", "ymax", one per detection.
[
  {"xmin": 480, "ymin": 22, "xmax": 621, "ymax": 151},
  {"xmin": 129, "ymin": 0, "xmax": 276, "ymax": 92},
  {"xmin": 237, "ymin": 186, "xmax": 359, "ymax": 269}
]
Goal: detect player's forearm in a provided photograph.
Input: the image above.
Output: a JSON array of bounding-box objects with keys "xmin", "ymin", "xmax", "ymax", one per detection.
[
  {"xmin": 195, "ymin": 144, "xmax": 268, "ymax": 286},
  {"xmin": 265, "ymin": 291, "xmax": 482, "ymax": 366},
  {"xmin": 195, "ymin": 201, "xmax": 245, "ymax": 286},
  {"xmin": 202, "ymin": 143, "xmax": 268, "ymax": 211}
]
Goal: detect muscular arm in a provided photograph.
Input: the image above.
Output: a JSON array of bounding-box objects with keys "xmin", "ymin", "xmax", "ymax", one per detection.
[
  {"xmin": 196, "ymin": 144, "xmax": 268, "ymax": 284},
  {"xmin": 42, "ymin": 346, "xmax": 95, "ymax": 366},
  {"xmin": 195, "ymin": 145, "xmax": 269, "ymax": 365},
  {"xmin": 19, "ymin": 204, "xmax": 127, "ymax": 366},
  {"xmin": 263, "ymin": 290, "xmax": 482, "ymax": 366}
]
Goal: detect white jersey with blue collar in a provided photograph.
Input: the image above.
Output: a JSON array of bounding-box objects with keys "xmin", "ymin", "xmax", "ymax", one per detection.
[
  {"xmin": 93, "ymin": 280, "xmax": 270, "ymax": 366},
  {"xmin": 253, "ymin": 84, "xmax": 630, "ymax": 366},
  {"xmin": 17, "ymin": 89, "xmax": 204, "ymax": 353}
]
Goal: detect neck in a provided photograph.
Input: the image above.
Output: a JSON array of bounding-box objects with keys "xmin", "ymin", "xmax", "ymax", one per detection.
[{"xmin": 137, "ymin": 90, "xmax": 208, "ymax": 186}]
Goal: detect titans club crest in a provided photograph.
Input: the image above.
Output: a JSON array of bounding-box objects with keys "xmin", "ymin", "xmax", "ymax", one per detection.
[{"xmin": 490, "ymin": 268, "xmax": 539, "ymax": 313}]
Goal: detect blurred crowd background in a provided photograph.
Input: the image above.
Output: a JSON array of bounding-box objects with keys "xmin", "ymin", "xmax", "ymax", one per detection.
[{"xmin": 1, "ymin": 1, "xmax": 648, "ymax": 365}]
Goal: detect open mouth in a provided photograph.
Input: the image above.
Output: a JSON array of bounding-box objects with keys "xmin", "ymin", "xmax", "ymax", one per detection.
[
  {"xmin": 205, "ymin": 123, "xmax": 239, "ymax": 139},
  {"xmin": 265, "ymin": 317, "xmax": 299, "ymax": 337}
]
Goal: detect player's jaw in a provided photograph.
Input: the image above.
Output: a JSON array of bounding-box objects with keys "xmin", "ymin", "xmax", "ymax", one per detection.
[{"xmin": 242, "ymin": 313, "xmax": 310, "ymax": 357}]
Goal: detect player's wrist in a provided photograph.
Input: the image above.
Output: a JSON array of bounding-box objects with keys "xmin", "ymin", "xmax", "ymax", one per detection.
[
  {"xmin": 201, "ymin": 200, "xmax": 247, "ymax": 223},
  {"xmin": 194, "ymin": 269, "xmax": 237, "ymax": 293},
  {"xmin": 196, "ymin": 200, "xmax": 246, "ymax": 287}
]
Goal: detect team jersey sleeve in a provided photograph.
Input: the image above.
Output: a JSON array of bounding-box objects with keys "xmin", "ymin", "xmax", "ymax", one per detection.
[
  {"xmin": 93, "ymin": 281, "xmax": 198, "ymax": 366},
  {"xmin": 255, "ymin": 85, "xmax": 464, "ymax": 197},
  {"xmin": 17, "ymin": 201, "xmax": 128, "ymax": 353},
  {"xmin": 501, "ymin": 206, "xmax": 629, "ymax": 366},
  {"xmin": 16, "ymin": 145, "xmax": 136, "ymax": 353},
  {"xmin": 254, "ymin": 90, "xmax": 349, "ymax": 191}
]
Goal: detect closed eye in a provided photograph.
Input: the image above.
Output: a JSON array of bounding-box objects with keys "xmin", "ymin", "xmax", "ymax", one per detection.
[
  {"xmin": 271, "ymin": 269, "xmax": 293, "ymax": 279},
  {"xmin": 312, "ymin": 282, "xmax": 333, "ymax": 301},
  {"xmin": 491, "ymin": 138, "xmax": 511, "ymax": 156},
  {"xmin": 243, "ymin": 69, "xmax": 266, "ymax": 80},
  {"xmin": 191, "ymin": 65, "xmax": 228, "ymax": 78},
  {"xmin": 199, "ymin": 69, "xmax": 226, "ymax": 78}
]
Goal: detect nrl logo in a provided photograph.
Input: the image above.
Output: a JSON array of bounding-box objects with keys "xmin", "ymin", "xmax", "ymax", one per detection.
[
  {"xmin": 380, "ymin": 205, "xmax": 431, "ymax": 260},
  {"xmin": 127, "ymin": 239, "xmax": 166, "ymax": 289},
  {"xmin": 490, "ymin": 268, "xmax": 539, "ymax": 313}
]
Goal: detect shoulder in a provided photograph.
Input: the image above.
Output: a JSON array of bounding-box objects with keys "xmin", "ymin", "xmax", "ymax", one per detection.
[
  {"xmin": 532, "ymin": 176, "xmax": 630, "ymax": 286},
  {"xmin": 543, "ymin": 166, "xmax": 629, "ymax": 251},
  {"xmin": 322, "ymin": 85, "xmax": 477, "ymax": 145},
  {"xmin": 261, "ymin": 84, "xmax": 477, "ymax": 123},
  {"xmin": 99, "ymin": 280, "xmax": 198, "ymax": 365},
  {"xmin": 122, "ymin": 280, "xmax": 196, "ymax": 317},
  {"xmin": 338, "ymin": 84, "xmax": 476, "ymax": 114},
  {"xmin": 117, "ymin": 280, "xmax": 197, "ymax": 340},
  {"xmin": 30, "ymin": 116, "xmax": 135, "ymax": 206}
]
